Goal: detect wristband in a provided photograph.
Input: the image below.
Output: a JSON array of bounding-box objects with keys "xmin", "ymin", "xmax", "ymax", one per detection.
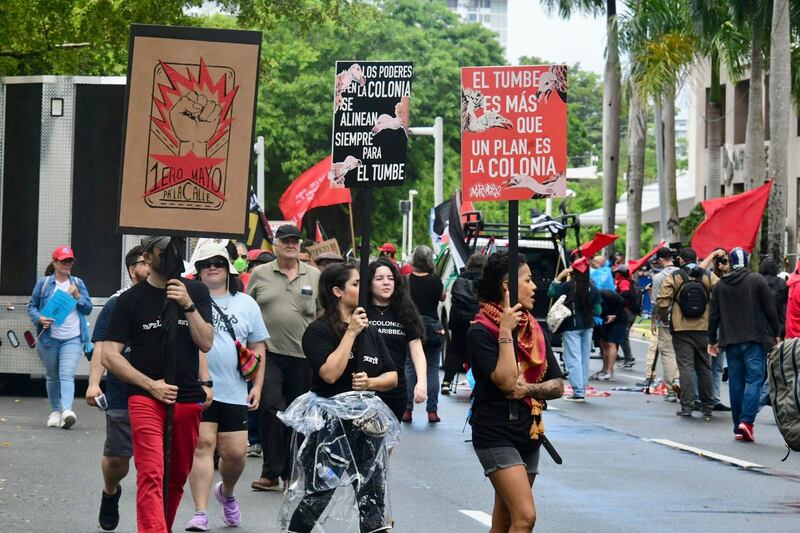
[{"xmin": 498, "ymin": 337, "xmax": 514, "ymax": 344}]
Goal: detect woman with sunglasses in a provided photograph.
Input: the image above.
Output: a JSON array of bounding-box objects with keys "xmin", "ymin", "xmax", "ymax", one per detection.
[{"xmin": 28, "ymin": 246, "xmax": 93, "ymax": 429}]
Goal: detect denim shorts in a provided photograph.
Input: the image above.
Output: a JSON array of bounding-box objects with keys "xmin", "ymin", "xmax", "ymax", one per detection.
[{"xmin": 475, "ymin": 445, "xmax": 540, "ymax": 476}]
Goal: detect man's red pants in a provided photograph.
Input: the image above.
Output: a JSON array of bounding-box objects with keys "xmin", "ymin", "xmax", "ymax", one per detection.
[{"xmin": 128, "ymin": 395, "xmax": 202, "ymax": 533}]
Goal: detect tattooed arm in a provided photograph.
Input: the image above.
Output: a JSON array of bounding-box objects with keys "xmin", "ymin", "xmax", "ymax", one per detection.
[{"xmin": 506, "ymin": 377, "xmax": 564, "ymax": 401}]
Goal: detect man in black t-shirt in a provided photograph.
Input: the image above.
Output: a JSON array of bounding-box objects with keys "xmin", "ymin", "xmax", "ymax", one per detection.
[
  {"xmin": 102, "ymin": 236, "xmax": 214, "ymax": 533},
  {"xmin": 84, "ymin": 245, "xmax": 149, "ymax": 531}
]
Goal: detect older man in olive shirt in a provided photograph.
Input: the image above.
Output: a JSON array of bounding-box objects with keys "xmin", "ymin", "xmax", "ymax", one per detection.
[{"xmin": 248, "ymin": 225, "xmax": 321, "ymax": 491}]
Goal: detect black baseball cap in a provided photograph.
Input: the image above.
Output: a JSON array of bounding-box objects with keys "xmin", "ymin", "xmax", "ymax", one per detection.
[{"xmin": 275, "ymin": 225, "xmax": 301, "ymax": 240}]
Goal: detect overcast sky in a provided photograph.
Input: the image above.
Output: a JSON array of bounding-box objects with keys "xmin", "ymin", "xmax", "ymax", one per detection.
[{"xmin": 506, "ymin": 0, "xmax": 607, "ymax": 73}]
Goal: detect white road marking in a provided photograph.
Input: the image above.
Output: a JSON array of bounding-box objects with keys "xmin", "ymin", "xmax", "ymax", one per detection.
[
  {"xmin": 646, "ymin": 438, "xmax": 764, "ymax": 469},
  {"xmin": 460, "ymin": 510, "xmax": 493, "ymax": 527}
]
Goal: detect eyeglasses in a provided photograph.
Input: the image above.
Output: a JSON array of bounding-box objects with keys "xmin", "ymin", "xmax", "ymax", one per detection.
[
  {"xmin": 196, "ymin": 258, "xmax": 228, "ymax": 270},
  {"xmin": 59, "ymin": 258, "xmax": 75, "ymax": 265},
  {"xmin": 717, "ymin": 258, "xmax": 729, "ymax": 265},
  {"xmin": 130, "ymin": 260, "xmax": 147, "ymax": 268}
]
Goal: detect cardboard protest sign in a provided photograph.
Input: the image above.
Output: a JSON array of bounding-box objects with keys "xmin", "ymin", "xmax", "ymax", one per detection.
[
  {"xmin": 461, "ymin": 65, "xmax": 568, "ymax": 202},
  {"xmin": 118, "ymin": 25, "xmax": 262, "ymax": 237},
  {"xmin": 330, "ymin": 61, "xmax": 413, "ymax": 188},
  {"xmin": 41, "ymin": 290, "xmax": 78, "ymax": 326},
  {"xmin": 306, "ymin": 239, "xmax": 342, "ymax": 261}
]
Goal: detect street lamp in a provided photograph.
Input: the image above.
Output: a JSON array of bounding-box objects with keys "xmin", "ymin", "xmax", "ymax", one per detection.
[{"xmin": 407, "ymin": 189, "xmax": 418, "ymax": 256}]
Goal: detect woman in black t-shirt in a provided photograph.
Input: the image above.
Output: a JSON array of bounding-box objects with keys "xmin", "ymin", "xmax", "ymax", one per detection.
[
  {"xmin": 466, "ymin": 252, "xmax": 564, "ymax": 532},
  {"xmin": 406, "ymin": 245, "xmax": 446, "ymax": 423},
  {"xmin": 283, "ymin": 262, "xmax": 398, "ymax": 533},
  {"xmin": 366, "ymin": 258, "xmax": 428, "ymax": 421}
]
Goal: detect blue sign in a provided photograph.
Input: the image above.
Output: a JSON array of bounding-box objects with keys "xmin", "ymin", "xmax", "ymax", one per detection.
[{"xmin": 41, "ymin": 290, "xmax": 77, "ymax": 326}]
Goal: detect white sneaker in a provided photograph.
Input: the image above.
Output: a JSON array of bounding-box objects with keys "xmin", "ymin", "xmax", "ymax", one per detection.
[
  {"xmin": 46, "ymin": 411, "xmax": 61, "ymax": 427},
  {"xmin": 60, "ymin": 410, "xmax": 76, "ymax": 429}
]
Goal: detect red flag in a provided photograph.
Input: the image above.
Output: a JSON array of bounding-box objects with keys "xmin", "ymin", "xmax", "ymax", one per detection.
[
  {"xmin": 578, "ymin": 232, "xmax": 620, "ymax": 258},
  {"xmin": 627, "ymin": 240, "xmax": 667, "ymax": 275},
  {"xmin": 279, "ymin": 156, "xmax": 352, "ymax": 230},
  {"xmin": 691, "ymin": 179, "xmax": 773, "ymax": 258},
  {"xmin": 315, "ymin": 221, "xmax": 324, "ymax": 243}
]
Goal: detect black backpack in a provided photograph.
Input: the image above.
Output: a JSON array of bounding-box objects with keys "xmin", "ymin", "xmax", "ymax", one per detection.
[
  {"xmin": 674, "ymin": 268, "xmax": 709, "ymax": 319},
  {"xmin": 449, "ymin": 276, "xmax": 479, "ymax": 326},
  {"xmin": 628, "ymin": 282, "xmax": 644, "ymax": 315}
]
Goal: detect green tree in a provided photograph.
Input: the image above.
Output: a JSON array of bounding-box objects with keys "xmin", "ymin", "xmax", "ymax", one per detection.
[{"xmin": 248, "ymin": 0, "xmax": 506, "ymax": 249}]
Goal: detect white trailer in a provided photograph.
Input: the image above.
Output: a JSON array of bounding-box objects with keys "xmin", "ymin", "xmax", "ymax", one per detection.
[{"xmin": 0, "ymin": 76, "xmax": 141, "ymax": 378}]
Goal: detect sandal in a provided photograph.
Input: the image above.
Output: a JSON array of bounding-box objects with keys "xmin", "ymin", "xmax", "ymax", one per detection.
[{"xmin": 589, "ymin": 371, "xmax": 605, "ymax": 381}]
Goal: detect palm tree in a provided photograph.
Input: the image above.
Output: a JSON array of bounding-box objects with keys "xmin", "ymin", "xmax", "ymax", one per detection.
[
  {"xmin": 768, "ymin": 0, "xmax": 791, "ymax": 262},
  {"xmin": 732, "ymin": 1, "xmax": 770, "ymax": 192},
  {"xmin": 625, "ymin": 79, "xmax": 646, "ymax": 258},
  {"xmin": 689, "ymin": 1, "xmax": 748, "ymax": 200},
  {"xmin": 541, "ymin": 1, "xmax": 619, "ymax": 253},
  {"xmin": 620, "ymin": 0, "xmax": 695, "ymax": 244}
]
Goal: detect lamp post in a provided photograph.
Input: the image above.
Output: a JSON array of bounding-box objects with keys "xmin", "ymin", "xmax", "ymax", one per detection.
[{"xmin": 408, "ymin": 189, "xmax": 418, "ymax": 254}]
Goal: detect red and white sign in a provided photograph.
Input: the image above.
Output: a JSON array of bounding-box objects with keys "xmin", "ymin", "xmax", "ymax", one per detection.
[{"xmin": 461, "ymin": 65, "xmax": 568, "ymax": 202}]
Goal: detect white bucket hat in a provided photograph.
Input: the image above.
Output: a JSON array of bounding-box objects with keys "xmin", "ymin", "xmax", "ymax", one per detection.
[{"xmin": 189, "ymin": 242, "xmax": 237, "ymax": 276}]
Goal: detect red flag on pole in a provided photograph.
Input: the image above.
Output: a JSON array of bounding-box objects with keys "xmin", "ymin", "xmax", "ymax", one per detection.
[
  {"xmin": 279, "ymin": 156, "xmax": 352, "ymax": 229},
  {"xmin": 691, "ymin": 179, "xmax": 773, "ymax": 258},
  {"xmin": 578, "ymin": 232, "xmax": 620, "ymax": 258},
  {"xmin": 627, "ymin": 240, "xmax": 667, "ymax": 274},
  {"xmin": 315, "ymin": 221, "xmax": 324, "ymax": 243}
]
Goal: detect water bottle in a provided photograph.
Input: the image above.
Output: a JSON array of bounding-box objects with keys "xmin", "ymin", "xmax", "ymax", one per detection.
[{"xmin": 315, "ymin": 463, "xmax": 338, "ymax": 488}]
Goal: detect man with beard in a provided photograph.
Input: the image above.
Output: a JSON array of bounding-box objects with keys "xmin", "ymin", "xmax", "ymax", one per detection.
[
  {"xmin": 85, "ymin": 246, "xmax": 149, "ymax": 531},
  {"xmin": 102, "ymin": 236, "xmax": 214, "ymax": 533}
]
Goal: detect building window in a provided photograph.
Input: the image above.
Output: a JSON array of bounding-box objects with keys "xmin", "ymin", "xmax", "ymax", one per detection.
[{"xmin": 734, "ymin": 80, "xmax": 749, "ymax": 145}]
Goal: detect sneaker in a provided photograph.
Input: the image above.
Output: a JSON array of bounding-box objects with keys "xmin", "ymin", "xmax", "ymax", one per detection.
[
  {"xmin": 562, "ymin": 395, "xmax": 586, "ymax": 403},
  {"xmin": 589, "ymin": 371, "xmax": 605, "ymax": 381},
  {"xmin": 441, "ymin": 381, "xmax": 451, "ymax": 395},
  {"xmin": 623, "ymin": 360, "xmax": 636, "ymax": 369},
  {"xmin": 246, "ymin": 443, "xmax": 262, "ymax": 457},
  {"xmin": 185, "ymin": 511, "xmax": 209, "ymax": 531},
  {"xmin": 401, "ymin": 409, "xmax": 412, "ymax": 423},
  {"xmin": 98, "ymin": 485, "xmax": 122, "ymax": 531},
  {"xmin": 428, "ymin": 412, "xmax": 441, "ymax": 423},
  {"xmin": 737, "ymin": 422, "xmax": 755, "ymax": 442},
  {"xmin": 676, "ymin": 409, "xmax": 693, "ymax": 417},
  {"xmin": 60, "ymin": 410, "xmax": 76, "ymax": 429},
  {"xmin": 701, "ymin": 410, "xmax": 713, "ymax": 419},
  {"xmin": 251, "ymin": 477, "xmax": 282, "ymax": 492},
  {"xmin": 664, "ymin": 392, "xmax": 677, "ymax": 402},
  {"xmin": 214, "ymin": 481, "xmax": 241, "ymax": 527},
  {"xmin": 600, "ymin": 372, "xmax": 615, "ymax": 382},
  {"xmin": 46, "ymin": 411, "xmax": 61, "ymax": 427},
  {"xmin": 713, "ymin": 403, "xmax": 731, "ymax": 412}
]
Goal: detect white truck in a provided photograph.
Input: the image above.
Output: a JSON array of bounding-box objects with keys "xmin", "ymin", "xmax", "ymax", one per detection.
[{"xmin": 0, "ymin": 76, "xmax": 141, "ymax": 380}]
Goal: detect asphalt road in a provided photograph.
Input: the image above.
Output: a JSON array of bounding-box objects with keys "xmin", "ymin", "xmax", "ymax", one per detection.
[{"xmin": 1, "ymin": 337, "xmax": 800, "ymax": 532}]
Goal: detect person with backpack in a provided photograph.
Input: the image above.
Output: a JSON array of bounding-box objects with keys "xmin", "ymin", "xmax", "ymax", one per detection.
[
  {"xmin": 548, "ymin": 256, "xmax": 601, "ymax": 401},
  {"xmin": 708, "ymin": 248, "xmax": 779, "ymax": 442},
  {"xmin": 613, "ymin": 265, "xmax": 639, "ymax": 369},
  {"xmin": 699, "ymin": 248, "xmax": 732, "ymax": 411},
  {"xmin": 657, "ymin": 247, "xmax": 718, "ymax": 418},
  {"xmin": 442, "ymin": 253, "xmax": 486, "ymax": 395},
  {"xmin": 761, "ymin": 257, "xmax": 788, "ymax": 339}
]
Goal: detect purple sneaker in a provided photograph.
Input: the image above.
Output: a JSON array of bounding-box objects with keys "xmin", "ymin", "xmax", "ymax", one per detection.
[
  {"xmin": 185, "ymin": 511, "xmax": 209, "ymax": 532},
  {"xmin": 214, "ymin": 481, "xmax": 241, "ymax": 527}
]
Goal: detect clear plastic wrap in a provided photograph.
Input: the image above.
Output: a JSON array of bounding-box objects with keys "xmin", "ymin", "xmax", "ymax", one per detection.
[{"xmin": 277, "ymin": 391, "xmax": 400, "ymax": 533}]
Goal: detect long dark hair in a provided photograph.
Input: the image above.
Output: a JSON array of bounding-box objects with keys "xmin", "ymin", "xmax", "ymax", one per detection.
[
  {"xmin": 568, "ymin": 268, "xmax": 593, "ymax": 324},
  {"xmin": 367, "ymin": 258, "xmax": 425, "ymax": 339},
  {"xmin": 475, "ymin": 252, "xmax": 528, "ymax": 303},
  {"xmin": 318, "ymin": 262, "xmax": 358, "ymax": 337}
]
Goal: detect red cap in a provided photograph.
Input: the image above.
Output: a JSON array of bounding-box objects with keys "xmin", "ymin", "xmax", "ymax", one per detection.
[
  {"xmin": 52, "ymin": 246, "xmax": 75, "ymax": 261},
  {"xmin": 379, "ymin": 243, "xmax": 397, "ymax": 254},
  {"xmin": 571, "ymin": 257, "xmax": 589, "ymax": 273},
  {"xmin": 247, "ymin": 249, "xmax": 265, "ymax": 261}
]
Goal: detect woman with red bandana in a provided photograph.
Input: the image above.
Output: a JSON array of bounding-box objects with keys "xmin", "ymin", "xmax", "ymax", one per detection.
[{"xmin": 467, "ymin": 252, "xmax": 564, "ymax": 532}]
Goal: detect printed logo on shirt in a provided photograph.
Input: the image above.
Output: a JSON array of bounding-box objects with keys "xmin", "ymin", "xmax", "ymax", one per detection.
[
  {"xmin": 370, "ymin": 319, "xmax": 405, "ymax": 337},
  {"xmin": 141, "ymin": 318, "xmax": 188, "ymax": 331},
  {"xmin": 363, "ymin": 355, "xmax": 379, "ymax": 365}
]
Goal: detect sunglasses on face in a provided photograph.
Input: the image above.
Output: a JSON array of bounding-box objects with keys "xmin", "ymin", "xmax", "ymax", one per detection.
[
  {"xmin": 717, "ymin": 258, "xmax": 728, "ymax": 265},
  {"xmin": 197, "ymin": 258, "xmax": 228, "ymax": 271},
  {"xmin": 59, "ymin": 259, "xmax": 75, "ymax": 265}
]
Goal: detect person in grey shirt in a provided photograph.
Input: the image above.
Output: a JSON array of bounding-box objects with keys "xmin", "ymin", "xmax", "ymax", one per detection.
[{"xmin": 646, "ymin": 247, "xmax": 680, "ymax": 398}]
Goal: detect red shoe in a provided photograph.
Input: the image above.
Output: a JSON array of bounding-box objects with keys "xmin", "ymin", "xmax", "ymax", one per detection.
[
  {"xmin": 428, "ymin": 412, "xmax": 441, "ymax": 423},
  {"xmin": 401, "ymin": 409, "xmax": 412, "ymax": 423},
  {"xmin": 737, "ymin": 422, "xmax": 755, "ymax": 442}
]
